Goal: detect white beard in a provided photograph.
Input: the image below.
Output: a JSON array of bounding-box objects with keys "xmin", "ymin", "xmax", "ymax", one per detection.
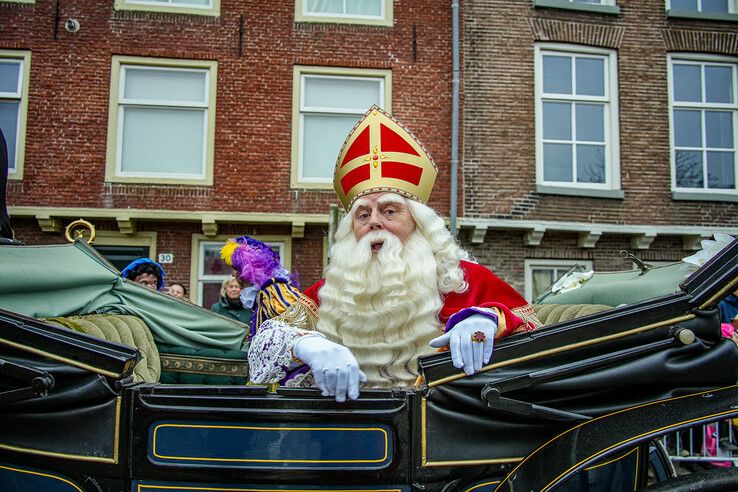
[{"xmin": 316, "ymin": 229, "xmax": 443, "ymax": 387}]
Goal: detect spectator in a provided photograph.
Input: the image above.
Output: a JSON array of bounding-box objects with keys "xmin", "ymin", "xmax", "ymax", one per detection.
[
  {"xmin": 718, "ymin": 288, "xmax": 738, "ymax": 326},
  {"xmin": 121, "ymin": 258, "xmax": 165, "ymax": 291},
  {"xmin": 210, "ymin": 277, "xmax": 252, "ymax": 324},
  {"xmin": 168, "ymin": 282, "xmax": 189, "ymax": 301}
]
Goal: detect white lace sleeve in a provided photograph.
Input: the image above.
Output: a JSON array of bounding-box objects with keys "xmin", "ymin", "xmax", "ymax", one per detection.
[{"xmin": 247, "ymin": 318, "xmax": 320, "ymax": 384}]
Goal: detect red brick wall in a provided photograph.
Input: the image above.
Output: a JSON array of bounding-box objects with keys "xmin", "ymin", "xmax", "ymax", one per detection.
[
  {"xmin": 0, "ymin": 1, "xmax": 454, "ymax": 214},
  {"xmin": 1, "ymin": 0, "xmax": 453, "ymax": 289}
]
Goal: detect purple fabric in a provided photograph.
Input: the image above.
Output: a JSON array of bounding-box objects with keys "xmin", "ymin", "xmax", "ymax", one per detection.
[
  {"xmin": 444, "ymin": 307, "xmax": 499, "ymax": 333},
  {"xmin": 280, "ymin": 364, "xmax": 311, "ymax": 386}
]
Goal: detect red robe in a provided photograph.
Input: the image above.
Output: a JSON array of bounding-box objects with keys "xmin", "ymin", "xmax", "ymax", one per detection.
[{"xmin": 301, "ymin": 260, "xmax": 539, "ymax": 338}]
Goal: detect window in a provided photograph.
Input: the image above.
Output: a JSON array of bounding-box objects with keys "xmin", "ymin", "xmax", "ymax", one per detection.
[
  {"xmin": 534, "ymin": 0, "xmax": 620, "ymax": 13},
  {"xmin": 668, "ymin": 0, "xmax": 736, "ymax": 13},
  {"xmin": 669, "ymin": 54, "xmax": 737, "ymax": 197},
  {"xmin": 106, "ymin": 56, "xmax": 217, "ymax": 185},
  {"xmin": 291, "ymin": 66, "xmax": 391, "ymax": 188},
  {"xmin": 191, "ymin": 234, "xmax": 291, "ymax": 308},
  {"xmin": 114, "ymin": 0, "xmax": 220, "ymax": 17},
  {"xmin": 524, "ymin": 259, "xmax": 594, "ymax": 302},
  {"xmin": 0, "ymin": 50, "xmax": 30, "ymax": 180},
  {"xmin": 295, "ymin": 0, "xmax": 393, "ymax": 26},
  {"xmin": 92, "ymin": 231, "xmax": 157, "ymax": 272},
  {"xmin": 535, "ymin": 44, "xmax": 621, "ymax": 196}
]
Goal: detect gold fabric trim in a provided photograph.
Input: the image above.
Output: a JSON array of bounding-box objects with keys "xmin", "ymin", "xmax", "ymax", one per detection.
[
  {"xmin": 511, "ymin": 304, "xmax": 543, "ymax": 331},
  {"xmin": 160, "ymin": 354, "xmax": 248, "ymax": 377},
  {"xmin": 271, "ymin": 297, "xmax": 319, "ymax": 331}
]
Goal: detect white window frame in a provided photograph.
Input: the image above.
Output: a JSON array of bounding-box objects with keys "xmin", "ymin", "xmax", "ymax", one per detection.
[
  {"xmin": 524, "ymin": 259, "xmax": 594, "ymax": 302},
  {"xmin": 666, "ymin": 0, "xmax": 737, "ymax": 13},
  {"xmin": 291, "ymin": 65, "xmax": 392, "ymax": 189},
  {"xmin": 668, "ymin": 53, "xmax": 738, "ymax": 197},
  {"xmin": 534, "ymin": 43, "xmax": 621, "ymax": 195},
  {"xmin": 0, "ymin": 50, "xmax": 31, "ymax": 180},
  {"xmin": 190, "ymin": 234, "xmax": 292, "ymax": 307},
  {"xmin": 295, "ymin": 0, "xmax": 393, "ymax": 26},
  {"xmin": 114, "ymin": 0, "xmax": 220, "ymax": 17},
  {"xmin": 105, "ymin": 56, "xmax": 217, "ymax": 185}
]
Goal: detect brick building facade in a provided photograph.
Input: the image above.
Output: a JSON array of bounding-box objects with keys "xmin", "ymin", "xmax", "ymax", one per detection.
[
  {"xmin": 0, "ymin": 0, "xmax": 454, "ymax": 306},
  {"xmin": 1, "ymin": 0, "xmax": 736, "ymax": 306},
  {"xmin": 460, "ymin": 0, "xmax": 738, "ymax": 299}
]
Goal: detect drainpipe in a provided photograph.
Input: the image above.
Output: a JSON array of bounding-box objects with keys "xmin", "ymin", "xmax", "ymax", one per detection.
[{"xmin": 450, "ymin": 0, "xmax": 460, "ymax": 235}]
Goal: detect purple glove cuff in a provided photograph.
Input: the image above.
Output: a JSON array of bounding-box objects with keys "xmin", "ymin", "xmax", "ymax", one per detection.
[{"xmin": 445, "ymin": 307, "xmax": 499, "ymax": 333}]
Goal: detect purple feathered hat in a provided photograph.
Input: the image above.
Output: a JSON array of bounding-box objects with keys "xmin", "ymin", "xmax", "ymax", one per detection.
[{"xmin": 220, "ymin": 235, "xmax": 283, "ymax": 287}]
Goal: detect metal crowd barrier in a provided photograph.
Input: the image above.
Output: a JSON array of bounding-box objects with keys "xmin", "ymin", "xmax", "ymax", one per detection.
[{"xmin": 660, "ymin": 420, "xmax": 738, "ymax": 467}]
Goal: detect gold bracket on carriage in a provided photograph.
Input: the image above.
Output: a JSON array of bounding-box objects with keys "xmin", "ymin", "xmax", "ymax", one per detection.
[{"xmin": 65, "ymin": 219, "xmax": 96, "ymax": 244}]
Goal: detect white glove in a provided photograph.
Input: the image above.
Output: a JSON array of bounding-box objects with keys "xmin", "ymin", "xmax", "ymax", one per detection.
[
  {"xmin": 428, "ymin": 314, "xmax": 497, "ymax": 376},
  {"xmin": 293, "ymin": 335, "xmax": 366, "ymax": 402}
]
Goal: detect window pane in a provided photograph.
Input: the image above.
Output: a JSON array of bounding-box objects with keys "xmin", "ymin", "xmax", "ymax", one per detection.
[
  {"xmin": 707, "ymin": 151, "xmax": 735, "ymax": 188},
  {"xmin": 675, "ymin": 150, "xmax": 704, "ymax": 187},
  {"xmin": 705, "ymin": 66, "xmax": 733, "ymax": 104},
  {"xmin": 203, "ymin": 244, "xmax": 231, "ymax": 275},
  {"xmin": 670, "ymin": 0, "xmax": 698, "ymax": 9},
  {"xmin": 347, "ymin": 0, "xmax": 382, "ymax": 15},
  {"xmin": 543, "ymin": 143, "xmax": 573, "ymax": 182},
  {"xmin": 702, "ymin": 0, "xmax": 729, "ymax": 12},
  {"xmin": 705, "ymin": 111, "xmax": 733, "ymax": 148},
  {"xmin": 121, "ymin": 107, "xmax": 204, "ymax": 175},
  {"xmin": 575, "ymin": 103, "xmax": 604, "ymax": 142},
  {"xmin": 0, "ymin": 101, "xmax": 19, "ymax": 170},
  {"xmin": 174, "ymin": 0, "xmax": 211, "ymax": 5},
  {"xmin": 302, "ymin": 113, "xmax": 359, "ymax": 179},
  {"xmin": 123, "ymin": 68, "xmax": 206, "ymax": 103},
  {"xmin": 543, "ymin": 102, "xmax": 571, "ymax": 140},
  {"xmin": 576, "ymin": 144, "xmax": 606, "ymax": 183},
  {"xmin": 673, "ymin": 64, "xmax": 702, "ymax": 102},
  {"xmin": 304, "ymin": 76, "xmax": 380, "ymax": 111},
  {"xmin": 0, "ymin": 61, "xmax": 20, "ymax": 94},
  {"xmin": 202, "ymin": 282, "xmax": 222, "ymax": 309},
  {"xmin": 576, "ymin": 58, "xmax": 605, "ymax": 97},
  {"xmin": 674, "ymin": 109, "xmax": 702, "ymax": 147},
  {"xmin": 543, "ymin": 56, "xmax": 572, "ymax": 95},
  {"xmin": 306, "ymin": 0, "xmax": 343, "ymax": 14},
  {"xmin": 532, "ymin": 269, "xmax": 554, "ymax": 299}
]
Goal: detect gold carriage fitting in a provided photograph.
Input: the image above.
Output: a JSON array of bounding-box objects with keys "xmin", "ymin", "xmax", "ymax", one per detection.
[{"xmin": 333, "ymin": 105, "xmax": 438, "ymax": 211}]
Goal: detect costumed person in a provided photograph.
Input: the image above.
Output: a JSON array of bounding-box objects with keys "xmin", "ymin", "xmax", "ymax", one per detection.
[
  {"xmin": 210, "ymin": 277, "xmax": 252, "ymax": 324},
  {"xmin": 121, "ymin": 257, "xmax": 166, "ymax": 291},
  {"xmin": 248, "ymin": 105, "xmax": 541, "ymax": 402},
  {"xmin": 219, "ymin": 235, "xmax": 301, "ymax": 336}
]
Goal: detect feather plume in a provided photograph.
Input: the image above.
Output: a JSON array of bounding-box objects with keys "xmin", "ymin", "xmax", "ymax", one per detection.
[
  {"xmin": 231, "ymin": 242, "xmax": 281, "ymax": 287},
  {"xmin": 220, "ymin": 240, "xmax": 239, "ymax": 267}
]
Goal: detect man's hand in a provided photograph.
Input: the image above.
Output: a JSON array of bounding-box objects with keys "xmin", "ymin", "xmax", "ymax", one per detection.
[
  {"xmin": 293, "ymin": 335, "xmax": 366, "ymax": 402},
  {"xmin": 428, "ymin": 314, "xmax": 497, "ymax": 376}
]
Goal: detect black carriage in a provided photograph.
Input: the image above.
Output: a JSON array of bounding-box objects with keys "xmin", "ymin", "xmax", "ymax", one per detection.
[{"xmin": 1, "ymin": 235, "xmax": 737, "ymax": 492}]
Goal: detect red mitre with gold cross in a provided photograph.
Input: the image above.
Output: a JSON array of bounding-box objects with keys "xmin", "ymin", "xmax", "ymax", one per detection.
[{"xmin": 333, "ymin": 105, "xmax": 438, "ymax": 211}]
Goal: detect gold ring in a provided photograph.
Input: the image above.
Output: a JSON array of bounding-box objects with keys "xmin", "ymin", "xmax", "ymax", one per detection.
[{"xmin": 471, "ymin": 331, "xmax": 486, "ymax": 343}]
